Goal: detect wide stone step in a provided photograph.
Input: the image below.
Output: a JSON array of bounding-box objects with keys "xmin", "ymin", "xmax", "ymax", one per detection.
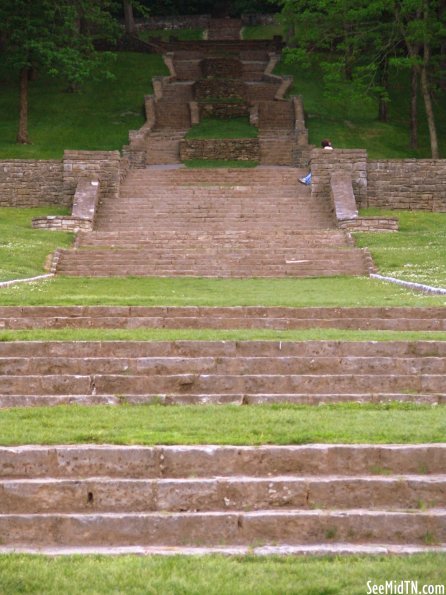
[
  {"xmin": 1, "ymin": 476, "xmax": 444, "ymax": 513},
  {"xmin": 0, "ymin": 355, "xmax": 444, "ymax": 376},
  {"xmin": 1, "ymin": 392, "xmax": 445, "ymax": 408},
  {"xmin": 3, "ymin": 445, "xmax": 445, "ymax": 479},
  {"xmin": 0, "ymin": 306, "xmax": 444, "ymax": 329},
  {"xmin": 1, "ymin": 510, "xmax": 445, "ymax": 547},
  {"xmin": 1, "ymin": 341, "xmax": 444, "ymax": 357},
  {"xmin": 1, "ymin": 373, "xmax": 444, "ymax": 396}
]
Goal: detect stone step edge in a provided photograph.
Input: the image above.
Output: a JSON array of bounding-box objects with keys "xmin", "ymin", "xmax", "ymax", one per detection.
[
  {"xmin": 0, "ymin": 393, "xmax": 444, "ymax": 408},
  {"xmin": 0, "ymin": 544, "xmax": 445, "ymax": 556}
]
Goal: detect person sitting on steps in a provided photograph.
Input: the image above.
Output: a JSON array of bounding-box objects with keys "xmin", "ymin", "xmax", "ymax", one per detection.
[{"xmin": 299, "ymin": 139, "xmax": 333, "ymax": 185}]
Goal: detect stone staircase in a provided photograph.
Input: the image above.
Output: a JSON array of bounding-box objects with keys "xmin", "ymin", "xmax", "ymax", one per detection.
[
  {"xmin": 1, "ymin": 306, "xmax": 445, "ymax": 331},
  {"xmin": 1, "ymin": 444, "xmax": 445, "ymax": 554},
  {"xmin": 55, "ymin": 167, "xmax": 373, "ymax": 278},
  {"xmin": 207, "ymin": 18, "xmax": 242, "ymax": 40},
  {"xmin": 0, "ymin": 340, "xmax": 445, "ymax": 407}
]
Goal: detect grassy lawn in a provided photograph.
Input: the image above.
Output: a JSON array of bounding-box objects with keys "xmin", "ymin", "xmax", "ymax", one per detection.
[
  {"xmin": 356, "ymin": 210, "xmax": 446, "ymax": 287},
  {"xmin": 0, "ymin": 403, "xmax": 444, "ymax": 446},
  {"xmin": 185, "ymin": 117, "xmax": 258, "ymax": 139},
  {"xmin": 1, "ymin": 329, "xmax": 445, "ymax": 342},
  {"xmin": 1, "ymin": 553, "xmax": 445, "ymax": 595},
  {"xmin": 0, "ymin": 207, "xmax": 73, "ymax": 281},
  {"xmin": 1, "ymin": 207, "xmax": 445, "ymax": 305},
  {"xmin": 1, "ymin": 276, "xmax": 446, "ymax": 307},
  {"xmin": 0, "ymin": 53, "xmax": 167, "ymax": 159}
]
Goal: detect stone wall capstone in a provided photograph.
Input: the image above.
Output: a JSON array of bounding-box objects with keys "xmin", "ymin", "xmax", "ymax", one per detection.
[
  {"xmin": 0, "ymin": 160, "xmax": 64, "ymax": 207},
  {"xmin": 367, "ymin": 160, "xmax": 446, "ymax": 211}
]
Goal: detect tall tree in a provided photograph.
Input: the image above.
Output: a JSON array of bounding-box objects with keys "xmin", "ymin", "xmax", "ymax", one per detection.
[
  {"xmin": 0, "ymin": 0, "xmax": 120, "ymax": 144},
  {"xmin": 278, "ymin": 0, "xmax": 445, "ymax": 156}
]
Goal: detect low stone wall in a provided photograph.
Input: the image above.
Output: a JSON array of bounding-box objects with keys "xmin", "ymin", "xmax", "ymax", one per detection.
[
  {"xmin": 179, "ymin": 139, "xmax": 259, "ymax": 161},
  {"xmin": 339, "ymin": 217, "xmax": 399, "ymax": 232},
  {"xmin": 198, "ymin": 102, "xmax": 249, "ymax": 119},
  {"xmin": 194, "ymin": 79, "xmax": 247, "ymax": 100},
  {"xmin": 0, "ymin": 160, "xmax": 64, "ymax": 207},
  {"xmin": 202, "ymin": 58, "xmax": 242, "ymax": 79},
  {"xmin": 367, "ymin": 160, "xmax": 446, "ymax": 211},
  {"xmin": 136, "ymin": 15, "xmax": 211, "ymax": 31},
  {"xmin": 31, "ymin": 216, "xmax": 94, "ymax": 232},
  {"xmin": 0, "ymin": 151, "xmax": 126, "ymax": 208}
]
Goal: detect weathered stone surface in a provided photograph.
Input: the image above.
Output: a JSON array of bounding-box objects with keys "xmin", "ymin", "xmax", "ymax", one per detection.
[
  {"xmin": 367, "ymin": 160, "xmax": 446, "ymax": 211},
  {"xmin": 179, "ymin": 139, "xmax": 259, "ymax": 161},
  {"xmin": 0, "ymin": 160, "xmax": 64, "ymax": 207}
]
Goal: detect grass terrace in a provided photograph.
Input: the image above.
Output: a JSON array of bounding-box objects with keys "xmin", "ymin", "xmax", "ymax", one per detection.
[
  {"xmin": 185, "ymin": 117, "xmax": 258, "ymax": 139},
  {"xmin": 0, "ymin": 403, "xmax": 444, "ymax": 446},
  {"xmin": 1, "ymin": 553, "xmax": 445, "ymax": 595}
]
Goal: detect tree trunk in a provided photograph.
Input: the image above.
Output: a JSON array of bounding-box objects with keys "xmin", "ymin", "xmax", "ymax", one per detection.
[
  {"xmin": 420, "ymin": 62, "xmax": 439, "ymax": 158},
  {"xmin": 123, "ymin": 0, "xmax": 135, "ymax": 35},
  {"xmin": 378, "ymin": 59, "xmax": 389, "ymax": 122},
  {"xmin": 410, "ymin": 65, "xmax": 418, "ymax": 149},
  {"xmin": 16, "ymin": 67, "xmax": 30, "ymax": 144},
  {"xmin": 420, "ymin": 1, "xmax": 439, "ymax": 159}
]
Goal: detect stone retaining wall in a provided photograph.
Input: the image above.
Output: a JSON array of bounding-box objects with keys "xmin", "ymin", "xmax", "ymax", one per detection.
[
  {"xmin": 0, "ymin": 160, "xmax": 64, "ymax": 207},
  {"xmin": 194, "ymin": 79, "xmax": 247, "ymax": 100},
  {"xmin": 179, "ymin": 139, "xmax": 259, "ymax": 161},
  {"xmin": 198, "ymin": 102, "xmax": 249, "ymax": 119},
  {"xmin": 0, "ymin": 151, "xmax": 125, "ymax": 208},
  {"xmin": 339, "ymin": 217, "xmax": 399, "ymax": 232},
  {"xmin": 367, "ymin": 160, "xmax": 446, "ymax": 211}
]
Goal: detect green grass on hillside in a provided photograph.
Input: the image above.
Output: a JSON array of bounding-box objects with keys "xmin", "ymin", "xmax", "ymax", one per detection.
[
  {"xmin": 356, "ymin": 209, "xmax": 446, "ymax": 287},
  {"xmin": 1, "ymin": 553, "xmax": 445, "ymax": 595},
  {"xmin": 274, "ymin": 60, "xmax": 446, "ymax": 159},
  {"xmin": 1, "ymin": 276, "xmax": 446, "ymax": 307},
  {"xmin": 0, "ymin": 207, "xmax": 73, "ymax": 281},
  {"xmin": 0, "ymin": 53, "xmax": 167, "ymax": 159},
  {"xmin": 0, "ymin": 403, "xmax": 444, "ymax": 445},
  {"xmin": 185, "ymin": 117, "xmax": 258, "ymax": 139},
  {"xmin": 242, "ymin": 23, "xmax": 284, "ymax": 39}
]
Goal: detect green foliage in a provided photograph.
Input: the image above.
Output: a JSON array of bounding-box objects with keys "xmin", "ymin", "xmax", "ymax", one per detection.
[
  {"xmin": 0, "ymin": 402, "xmax": 445, "ymax": 445},
  {"xmin": 0, "ymin": 0, "xmax": 120, "ymax": 85}
]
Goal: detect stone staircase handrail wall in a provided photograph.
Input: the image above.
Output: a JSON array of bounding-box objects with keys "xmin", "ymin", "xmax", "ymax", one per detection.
[
  {"xmin": 330, "ymin": 171, "xmax": 358, "ymax": 221},
  {"xmin": 32, "ymin": 177, "xmax": 100, "ymax": 232}
]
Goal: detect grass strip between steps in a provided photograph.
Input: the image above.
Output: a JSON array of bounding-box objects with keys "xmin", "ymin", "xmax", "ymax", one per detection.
[
  {"xmin": 0, "ymin": 553, "xmax": 445, "ymax": 594},
  {"xmin": 0, "ymin": 403, "xmax": 444, "ymax": 446},
  {"xmin": 0, "ymin": 329, "xmax": 446, "ymax": 342}
]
